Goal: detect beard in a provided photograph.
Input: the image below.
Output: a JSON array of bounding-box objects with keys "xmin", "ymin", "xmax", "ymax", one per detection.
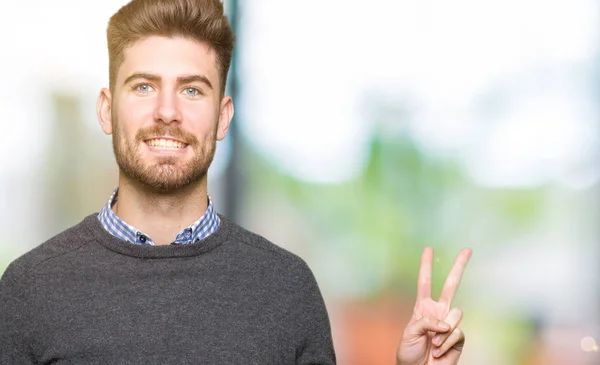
[{"xmin": 111, "ymin": 119, "xmax": 217, "ymax": 193}]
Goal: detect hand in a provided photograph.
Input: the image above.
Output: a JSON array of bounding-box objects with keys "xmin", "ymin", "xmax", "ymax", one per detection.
[{"xmin": 396, "ymin": 247, "xmax": 472, "ymax": 365}]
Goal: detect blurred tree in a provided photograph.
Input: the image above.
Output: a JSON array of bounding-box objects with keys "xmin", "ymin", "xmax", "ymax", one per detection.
[{"xmin": 242, "ymin": 97, "xmax": 548, "ymax": 301}]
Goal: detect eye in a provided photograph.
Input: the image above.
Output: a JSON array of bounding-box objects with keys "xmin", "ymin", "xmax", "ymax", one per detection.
[
  {"xmin": 183, "ymin": 87, "xmax": 201, "ymax": 97},
  {"xmin": 134, "ymin": 83, "xmax": 154, "ymax": 93}
]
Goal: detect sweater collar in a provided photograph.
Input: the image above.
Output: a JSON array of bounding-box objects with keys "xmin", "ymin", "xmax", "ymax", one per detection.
[{"xmin": 85, "ymin": 212, "xmax": 232, "ymax": 259}]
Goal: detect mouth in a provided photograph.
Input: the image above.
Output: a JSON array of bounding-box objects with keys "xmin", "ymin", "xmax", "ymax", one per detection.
[{"xmin": 144, "ymin": 137, "xmax": 189, "ymax": 151}]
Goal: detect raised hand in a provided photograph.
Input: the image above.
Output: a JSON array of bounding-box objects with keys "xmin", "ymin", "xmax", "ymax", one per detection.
[{"xmin": 396, "ymin": 247, "xmax": 472, "ymax": 365}]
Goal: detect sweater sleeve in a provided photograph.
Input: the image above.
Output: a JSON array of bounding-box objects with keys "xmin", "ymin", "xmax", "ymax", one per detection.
[
  {"xmin": 294, "ymin": 261, "xmax": 336, "ymax": 365},
  {"xmin": 0, "ymin": 261, "xmax": 37, "ymax": 364}
]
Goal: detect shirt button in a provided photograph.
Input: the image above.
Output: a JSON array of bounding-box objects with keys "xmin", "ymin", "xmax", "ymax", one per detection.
[{"xmin": 139, "ymin": 235, "xmax": 147, "ymax": 243}]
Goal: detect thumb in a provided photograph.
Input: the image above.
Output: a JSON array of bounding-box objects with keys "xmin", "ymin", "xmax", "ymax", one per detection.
[{"xmin": 404, "ymin": 316, "xmax": 451, "ymax": 339}]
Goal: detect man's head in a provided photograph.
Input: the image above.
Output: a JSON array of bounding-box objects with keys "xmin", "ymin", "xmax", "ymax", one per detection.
[
  {"xmin": 96, "ymin": 0, "xmax": 235, "ymax": 193},
  {"xmin": 107, "ymin": 0, "xmax": 234, "ymax": 97}
]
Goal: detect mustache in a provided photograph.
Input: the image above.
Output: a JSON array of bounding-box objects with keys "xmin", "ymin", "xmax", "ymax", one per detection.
[{"xmin": 135, "ymin": 125, "xmax": 198, "ymax": 145}]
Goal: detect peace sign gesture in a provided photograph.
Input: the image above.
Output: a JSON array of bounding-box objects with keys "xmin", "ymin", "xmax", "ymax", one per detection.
[{"xmin": 396, "ymin": 247, "xmax": 472, "ymax": 365}]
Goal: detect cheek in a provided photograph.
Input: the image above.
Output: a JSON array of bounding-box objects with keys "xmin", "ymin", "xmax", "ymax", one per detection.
[
  {"xmin": 181, "ymin": 103, "xmax": 219, "ymax": 136},
  {"xmin": 117, "ymin": 99, "xmax": 155, "ymax": 138}
]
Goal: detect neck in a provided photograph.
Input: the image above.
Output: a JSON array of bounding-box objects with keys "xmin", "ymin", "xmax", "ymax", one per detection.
[{"xmin": 113, "ymin": 174, "xmax": 210, "ymax": 245}]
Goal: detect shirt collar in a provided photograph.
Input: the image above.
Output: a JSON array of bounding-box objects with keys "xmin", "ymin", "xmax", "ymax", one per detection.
[{"xmin": 97, "ymin": 188, "xmax": 220, "ymax": 246}]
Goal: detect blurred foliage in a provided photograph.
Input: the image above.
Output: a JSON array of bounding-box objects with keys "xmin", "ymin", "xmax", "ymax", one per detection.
[{"xmin": 245, "ymin": 127, "xmax": 548, "ymax": 301}]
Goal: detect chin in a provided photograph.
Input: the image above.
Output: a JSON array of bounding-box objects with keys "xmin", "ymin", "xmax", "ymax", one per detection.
[{"xmin": 136, "ymin": 167, "xmax": 208, "ymax": 193}]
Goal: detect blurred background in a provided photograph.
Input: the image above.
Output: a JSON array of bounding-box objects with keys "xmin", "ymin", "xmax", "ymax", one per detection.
[{"xmin": 1, "ymin": 0, "xmax": 599, "ymax": 364}]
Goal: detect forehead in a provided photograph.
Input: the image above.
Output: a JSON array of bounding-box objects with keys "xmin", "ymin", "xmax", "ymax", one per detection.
[{"xmin": 118, "ymin": 36, "xmax": 219, "ymax": 85}]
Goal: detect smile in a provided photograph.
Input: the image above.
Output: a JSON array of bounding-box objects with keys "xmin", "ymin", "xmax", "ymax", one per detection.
[{"xmin": 145, "ymin": 138, "xmax": 188, "ymax": 150}]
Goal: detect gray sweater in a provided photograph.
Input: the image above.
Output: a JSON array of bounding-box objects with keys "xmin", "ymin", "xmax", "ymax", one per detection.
[{"xmin": 0, "ymin": 214, "xmax": 335, "ymax": 364}]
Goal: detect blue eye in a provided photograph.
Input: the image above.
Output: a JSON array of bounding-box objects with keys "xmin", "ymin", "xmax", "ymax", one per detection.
[
  {"xmin": 135, "ymin": 84, "xmax": 154, "ymax": 93},
  {"xmin": 184, "ymin": 87, "xmax": 200, "ymax": 96}
]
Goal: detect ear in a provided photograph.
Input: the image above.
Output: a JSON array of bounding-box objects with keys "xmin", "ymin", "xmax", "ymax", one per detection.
[
  {"xmin": 216, "ymin": 96, "xmax": 234, "ymax": 141},
  {"xmin": 97, "ymin": 88, "xmax": 113, "ymax": 135}
]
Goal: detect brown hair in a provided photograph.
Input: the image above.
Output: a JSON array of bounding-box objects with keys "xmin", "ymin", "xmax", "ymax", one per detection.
[{"xmin": 107, "ymin": 0, "xmax": 235, "ymax": 96}]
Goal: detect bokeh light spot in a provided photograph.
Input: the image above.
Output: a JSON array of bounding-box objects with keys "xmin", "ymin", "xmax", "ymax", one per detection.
[{"xmin": 581, "ymin": 336, "xmax": 597, "ymax": 352}]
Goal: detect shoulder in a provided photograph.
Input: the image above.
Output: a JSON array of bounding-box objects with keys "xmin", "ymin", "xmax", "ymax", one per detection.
[
  {"xmin": 2, "ymin": 214, "xmax": 98, "ymax": 278},
  {"xmin": 219, "ymin": 215, "xmax": 314, "ymax": 275}
]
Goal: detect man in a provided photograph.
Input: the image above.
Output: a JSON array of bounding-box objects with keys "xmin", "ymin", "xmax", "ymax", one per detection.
[{"xmin": 0, "ymin": 0, "xmax": 471, "ymax": 364}]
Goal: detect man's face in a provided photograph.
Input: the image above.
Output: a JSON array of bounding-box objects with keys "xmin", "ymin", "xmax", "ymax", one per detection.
[{"xmin": 98, "ymin": 36, "xmax": 232, "ymax": 192}]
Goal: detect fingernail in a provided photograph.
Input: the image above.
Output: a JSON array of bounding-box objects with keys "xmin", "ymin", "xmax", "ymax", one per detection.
[
  {"xmin": 432, "ymin": 335, "xmax": 442, "ymax": 346},
  {"xmin": 433, "ymin": 348, "xmax": 441, "ymax": 357},
  {"xmin": 439, "ymin": 322, "xmax": 450, "ymax": 330}
]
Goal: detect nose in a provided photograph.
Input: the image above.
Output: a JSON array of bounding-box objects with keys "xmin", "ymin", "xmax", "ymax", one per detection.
[{"xmin": 154, "ymin": 91, "xmax": 182, "ymax": 124}]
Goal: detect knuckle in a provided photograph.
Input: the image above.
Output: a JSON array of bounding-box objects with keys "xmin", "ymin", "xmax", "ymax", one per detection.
[
  {"xmin": 447, "ymin": 276, "xmax": 459, "ymax": 287},
  {"xmin": 449, "ymin": 307, "xmax": 461, "ymax": 315},
  {"xmin": 452, "ymin": 307, "xmax": 464, "ymax": 320}
]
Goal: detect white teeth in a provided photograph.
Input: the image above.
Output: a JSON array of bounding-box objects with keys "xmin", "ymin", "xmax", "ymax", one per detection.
[{"xmin": 146, "ymin": 138, "xmax": 186, "ymax": 149}]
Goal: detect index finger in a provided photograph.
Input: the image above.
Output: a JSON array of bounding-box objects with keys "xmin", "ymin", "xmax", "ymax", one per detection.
[
  {"xmin": 438, "ymin": 248, "xmax": 472, "ymax": 305},
  {"xmin": 416, "ymin": 246, "xmax": 434, "ymax": 301}
]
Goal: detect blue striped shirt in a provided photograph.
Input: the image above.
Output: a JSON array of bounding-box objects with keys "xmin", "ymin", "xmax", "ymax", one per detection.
[{"xmin": 97, "ymin": 188, "xmax": 220, "ymax": 246}]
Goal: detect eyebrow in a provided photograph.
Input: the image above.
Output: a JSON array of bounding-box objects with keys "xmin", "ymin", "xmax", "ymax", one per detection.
[{"xmin": 123, "ymin": 73, "xmax": 213, "ymax": 90}]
